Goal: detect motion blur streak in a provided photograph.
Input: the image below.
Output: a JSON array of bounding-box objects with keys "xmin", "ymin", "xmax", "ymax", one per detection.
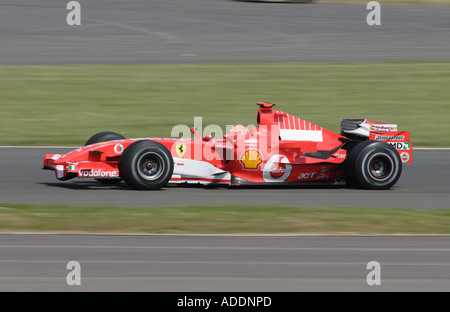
[
  {"xmin": 1, "ymin": 0, "xmax": 450, "ymax": 65},
  {"xmin": 0, "ymin": 148, "xmax": 449, "ymax": 209},
  {"xmin": 1, "ymin": 234, "xmax": 450, "ymax": 291}
]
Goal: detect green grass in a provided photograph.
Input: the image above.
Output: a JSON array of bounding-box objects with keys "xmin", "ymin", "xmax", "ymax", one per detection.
[
  {"xmin": 0, "ymin": 205, "xmax": 450, "ymax": 234},
  {"xmin": 1, "ymin": 62, "xmax": 449, "ymax": 147}
]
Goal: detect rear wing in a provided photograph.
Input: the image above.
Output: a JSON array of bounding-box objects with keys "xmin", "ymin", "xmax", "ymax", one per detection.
[
  {"xmin": 369, "ymin": 131, "xmax": 412, "ymax": 164},
  {"xmin": 341, "ymin": 119, "xmax": 412, "ymax": 164}
]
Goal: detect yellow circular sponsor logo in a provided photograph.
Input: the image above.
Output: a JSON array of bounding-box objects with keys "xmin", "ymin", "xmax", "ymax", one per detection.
[{"xmin": 240, "ymin": 150, "xmax": 262, "ymax": 170}]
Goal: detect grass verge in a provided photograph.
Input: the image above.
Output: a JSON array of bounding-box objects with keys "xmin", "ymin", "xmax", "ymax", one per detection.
[
  {"xmin": 1, "ymin": 205, "xmax": 450, "ymax": 234},
  {"xmin": 1, "ymin": 62, "xmax": 449, "ymax": 147}
]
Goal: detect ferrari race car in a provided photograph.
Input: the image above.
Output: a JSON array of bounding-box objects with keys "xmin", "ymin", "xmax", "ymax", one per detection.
[{"xmin": 43, "ymin": 102, "xmax": 412, "ymax": 190}]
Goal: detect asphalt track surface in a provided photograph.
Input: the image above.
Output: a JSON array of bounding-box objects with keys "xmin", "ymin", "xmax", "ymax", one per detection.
[
  {"xmin": 2, "ymin": 0, "xmax": 450, "ymax": 293},
  {"xmin": 0, "ymin": 147, "xmax": 449, "ymax": 209},
  {"xmin": 1, "ymin": 0, "xmax": 450, "ymax": 65},
  {"xmin": 1, "ymin": 234, "xmax": 450, "ymax": 291}
]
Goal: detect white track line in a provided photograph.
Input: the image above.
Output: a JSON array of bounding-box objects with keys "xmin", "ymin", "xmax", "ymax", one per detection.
[
  {"xmin": 0, "ymin": 260, "xmax": 449, "ymax": 266},
  {"xmin": 0, "ymin": 245, "xmax": 449, "ymax": 251}
]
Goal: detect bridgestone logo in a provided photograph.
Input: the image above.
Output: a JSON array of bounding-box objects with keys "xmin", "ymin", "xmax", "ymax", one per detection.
[
  {"xmin": 374, "ymin": 135, "xmax": 405, "ymax": 141},
  {"xmin": 79, "ymin": 170, "xmax": 118, "ymax": 178}
]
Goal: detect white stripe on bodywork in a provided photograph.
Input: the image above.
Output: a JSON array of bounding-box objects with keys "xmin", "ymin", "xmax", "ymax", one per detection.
[
  {"xmin": 279, "ymin": 129, "xmax": 323, "ymax": 142},
  {"xmin": 171, "ymin": 158, "xmax": 231, "ymax": 184}
]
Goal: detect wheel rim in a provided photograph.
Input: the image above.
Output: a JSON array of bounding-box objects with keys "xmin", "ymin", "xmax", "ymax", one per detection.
[
  {"xmin": 136, "ymin": 152, "xmax": 165, "ymax": 181},
  {"xmin": 367, "ymin": 153, "xmax": 393, "ymax": 181}
]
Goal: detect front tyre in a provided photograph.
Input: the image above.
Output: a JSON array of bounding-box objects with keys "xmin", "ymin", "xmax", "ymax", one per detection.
[
  {"xmin": 85, "ymin": 131, "xmax": 125, "ymax": 146},
  {"xmin": 346, "ymin": 140, "xmax": 402, "ymax": 190},
  {"xmin": 85, "ymin": 131, "xmax": 125, "ymax": 185},
  {"xmin": 119, "ymin": 140, "xmax": 174, "ymax": 190}
]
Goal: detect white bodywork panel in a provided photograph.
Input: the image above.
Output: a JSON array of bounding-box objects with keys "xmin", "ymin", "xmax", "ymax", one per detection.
[
  {"xmin": 343, "ymin": 120, "xmax": 398, "ymax": 138},
  {"xmin": 279, "ymin": 129, "xmax": 323, "ymax": 142},
  {"xmin": 170, "ymin": 157, "xmax": 231, "ymax": 185}
]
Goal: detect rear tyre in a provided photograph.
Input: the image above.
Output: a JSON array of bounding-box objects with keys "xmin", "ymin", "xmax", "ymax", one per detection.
[
  {"xmin": 84, "ymin": 131, "xmax": 125, "ymax": 185},
  {"xmin": 119, "ymin": 140, "xmax": 174, "ymax": 190},
  {"xmin": 346, "ymin": 140, "xmax": 402, "ymax": 190}
]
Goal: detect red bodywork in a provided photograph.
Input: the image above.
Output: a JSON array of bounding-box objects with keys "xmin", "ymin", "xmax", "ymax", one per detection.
[{"xmin": 43, "ymin": 102, "xmax": 411, "ymax": 186}]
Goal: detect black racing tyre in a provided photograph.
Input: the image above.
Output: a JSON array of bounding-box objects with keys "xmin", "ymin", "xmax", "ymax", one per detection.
[
  {"xmin": 85, "ymin": 131, "xmax": 125, "ymax": 146},
  {"xmin": 84, "ymin": 131, "xmax": 125, "ymax": 185},
  {"xmin": 341, "ymin": 140, "xmax": 361, "ymax": 155},
  {"xmin": 346, "ymin": 140, "xmax": 402, "ymax": 190},
  {"xmin": 118, "ymin": 140, "xmax": 174, "ymax": 190}
]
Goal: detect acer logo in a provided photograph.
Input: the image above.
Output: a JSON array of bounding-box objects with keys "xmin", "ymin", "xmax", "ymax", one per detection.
[{"xmin": 298, "ymin": 172, "xmax": 317, "ymax": 180}]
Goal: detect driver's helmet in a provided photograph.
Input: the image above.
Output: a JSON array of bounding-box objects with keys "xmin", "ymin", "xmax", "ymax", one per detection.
[{"xmin": 229, "ymin": 124, "xmax": 250, "ymax": 138}]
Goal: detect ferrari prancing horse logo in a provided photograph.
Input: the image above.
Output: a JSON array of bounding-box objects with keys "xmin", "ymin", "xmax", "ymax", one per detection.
[{"xmin": 176, "ymin": 144, "xmax": 186, "ymax": 157}]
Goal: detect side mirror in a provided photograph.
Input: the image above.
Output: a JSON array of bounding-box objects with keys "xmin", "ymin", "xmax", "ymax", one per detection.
[
  {"xmin": 190, "ymin": 127, "xmax": 203, "ymax": 140},
  {"xmin": 204, "ymin": 135, "xmax": 213, "ymax": 142}
]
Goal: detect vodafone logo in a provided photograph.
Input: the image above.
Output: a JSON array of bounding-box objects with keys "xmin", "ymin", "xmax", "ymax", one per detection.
[
  {"xmin": 79, "ymin": 169, "xmax": 119, "ymax": 178},
  {"xmin": 114, "ymin": 143, "xmax": 124, "ymax": 154},
  {"xmin": 262, "ymin": 155, "xmax": 292, "ymax": 183},
  {"xmin": 400, "ymin": 152, "xmax": 410, "ymax": 163},
  {"xmin": 269, "ymin": 163, "xmax": 287, "ymax": 179}
]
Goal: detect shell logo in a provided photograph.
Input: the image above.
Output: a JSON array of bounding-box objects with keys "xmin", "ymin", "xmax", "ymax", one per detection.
[{"xmin": 240, "ymin": 150, "xmax": 263, "ymax": 170}]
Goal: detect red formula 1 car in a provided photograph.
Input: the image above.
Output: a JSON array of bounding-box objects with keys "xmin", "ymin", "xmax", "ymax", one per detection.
[{"xmin": 43, "ymin": 102, "xmax": 412, "ymax": 190}]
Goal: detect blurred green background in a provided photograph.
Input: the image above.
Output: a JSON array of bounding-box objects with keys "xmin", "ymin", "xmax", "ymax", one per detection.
[{"xmin": 1, "ymin": 62, "xmax": 449, "ymax": 147}]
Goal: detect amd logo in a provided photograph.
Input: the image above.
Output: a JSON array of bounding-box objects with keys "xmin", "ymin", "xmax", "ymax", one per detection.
[{"xmin": 389, "ymin": 142, "xmax": 410, "ymax": 150}]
